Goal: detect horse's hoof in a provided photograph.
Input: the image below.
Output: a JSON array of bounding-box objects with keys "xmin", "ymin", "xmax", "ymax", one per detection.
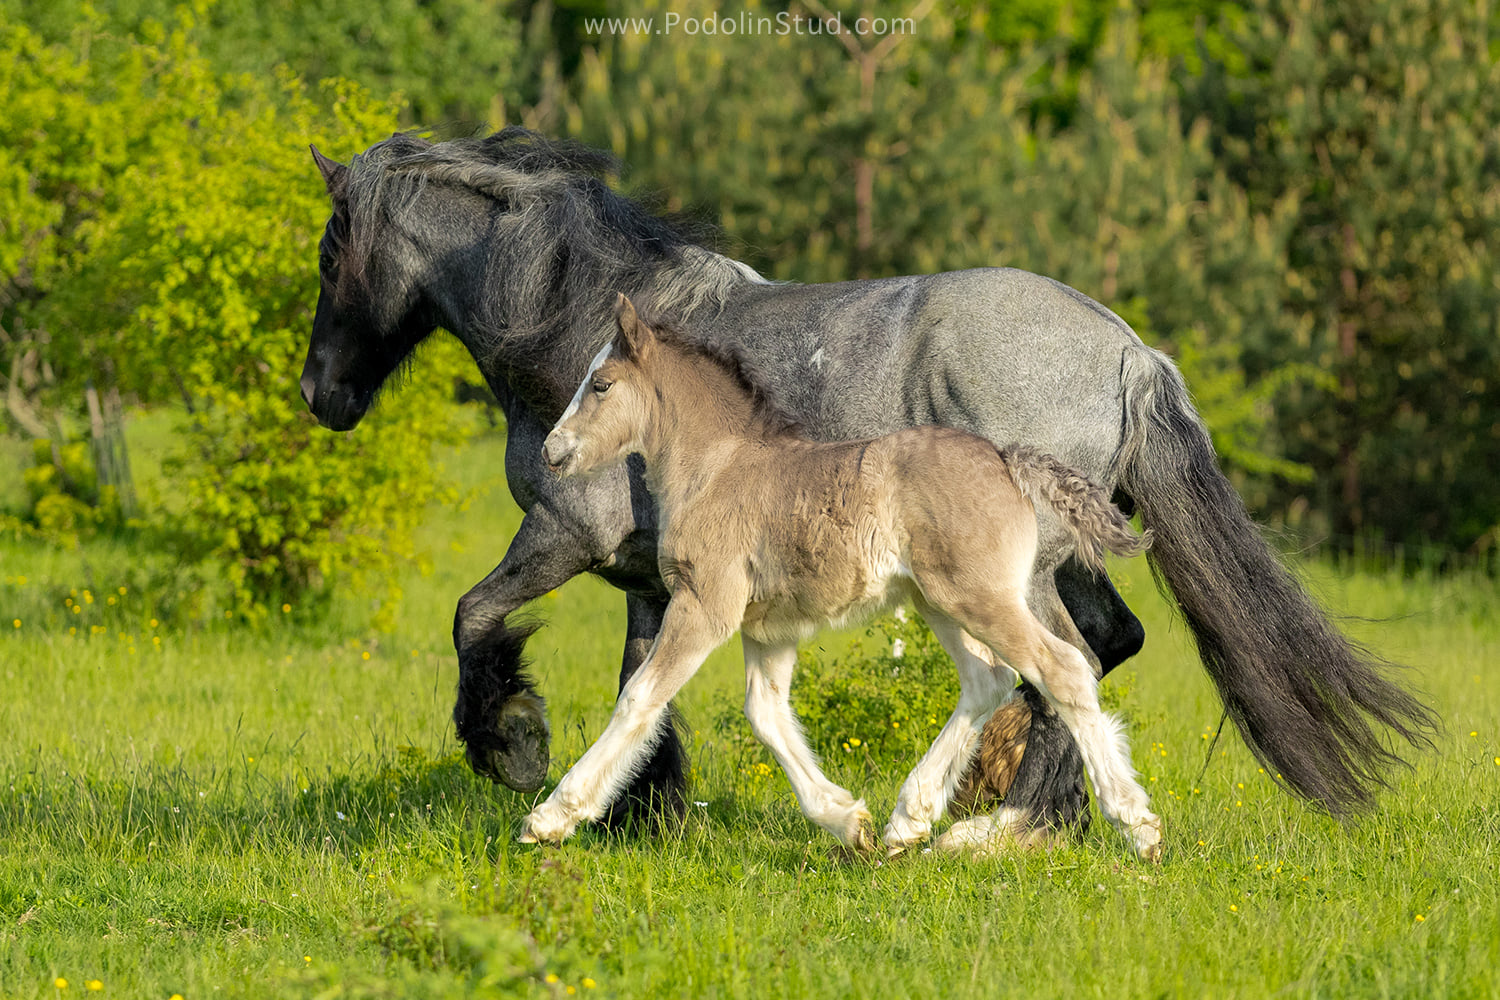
[
  {"xmin": 936, "ymin": 807, "xmax": 1061, "ymax": 857},
  {"xmin": 467, "ymin": 694, "xmax": 551, "ymax": 792}
]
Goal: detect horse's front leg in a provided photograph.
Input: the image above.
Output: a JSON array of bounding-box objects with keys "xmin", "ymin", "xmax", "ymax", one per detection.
[
  {"xmin": 452, "ymin": 504, "xmax": 595, "ymax": 791},
  {"xmin": 520, "ymin": 590, "xmax": 735, "ymax": 844}
]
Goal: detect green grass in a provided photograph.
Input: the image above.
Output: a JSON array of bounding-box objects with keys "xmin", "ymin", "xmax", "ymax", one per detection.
[{"xmin": 2, "ymin": 428, "xmax": 1498, "ymax": 998}]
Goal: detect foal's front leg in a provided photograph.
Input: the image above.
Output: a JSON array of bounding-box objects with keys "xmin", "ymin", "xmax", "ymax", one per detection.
[
  {"xmin": 742, "ymin": 638, "xmax": 876, "ymax": 853},
  {"xmin": 519, "ymin": 590, "xmax": 736, "ymax": 844}
]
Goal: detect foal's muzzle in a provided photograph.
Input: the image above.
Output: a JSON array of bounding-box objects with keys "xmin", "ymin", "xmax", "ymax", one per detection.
[{"xmin": 541, "ymin": 431, "xmax": 574, "ymax": 472}]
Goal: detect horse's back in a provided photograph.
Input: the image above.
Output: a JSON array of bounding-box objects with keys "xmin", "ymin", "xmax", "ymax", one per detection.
[{"xmin": 710, "ymin": 268, "xmax": 1145, "ymax": 484}]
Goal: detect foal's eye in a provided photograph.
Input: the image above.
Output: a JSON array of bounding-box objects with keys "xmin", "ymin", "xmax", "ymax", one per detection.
[{"xmin": 591, "ymin": 379, "xmax": 612, "ymax": 395}]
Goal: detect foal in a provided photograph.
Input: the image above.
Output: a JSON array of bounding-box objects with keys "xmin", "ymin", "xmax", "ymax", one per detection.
[{"xmin": 526, "ymin": 295, "xmax": 1162, "ymax": 860}]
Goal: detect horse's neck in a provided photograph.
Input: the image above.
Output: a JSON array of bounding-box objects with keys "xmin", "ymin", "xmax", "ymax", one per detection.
[{"xmin": 643, "ymin": 378, "xmax": 761, "ymax": 515}]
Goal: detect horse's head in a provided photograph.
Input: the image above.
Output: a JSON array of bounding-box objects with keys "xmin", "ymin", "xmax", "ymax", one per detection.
[
  {"xmin": 300, "ymin": 145, "xmax": 435, "ymax": 432},
  {"xmin": 542, "ymin": 295, "xmax": 659, "ymax": 477}
]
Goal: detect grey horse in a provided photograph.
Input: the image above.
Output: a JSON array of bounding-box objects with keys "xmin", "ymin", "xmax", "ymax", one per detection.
[{"xmin": 299, "ymin": 128, "xmax": 1434, "ymax": 848}]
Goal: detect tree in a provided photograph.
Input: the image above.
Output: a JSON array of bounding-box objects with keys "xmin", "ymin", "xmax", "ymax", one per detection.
[
  {"xmin": 1, "ymin": 0, "xmax": 522, "ymax": 124},
  {"xmin": 1200, "ymin": 0, "xmax": 1500, "ymax": 550},
  {"xmin": 0, "ymin": 14, "xmax": 475, "ymax": 619}
]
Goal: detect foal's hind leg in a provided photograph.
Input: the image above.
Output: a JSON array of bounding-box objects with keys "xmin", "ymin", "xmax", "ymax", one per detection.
[
  {"xmin": 883, "ymin": 612, "xmax": 1017, "ymax": 855},
  {"xmin": 947, "ymin": 568, "xmax": 1101, "ymax": 841},
  {"xmin": 939, "ymin": 597, "xmax": 1161, "ymax": 861},
  {"xmin": 742, "ymin": 637, "xmax": 876, "ymax": 853}
]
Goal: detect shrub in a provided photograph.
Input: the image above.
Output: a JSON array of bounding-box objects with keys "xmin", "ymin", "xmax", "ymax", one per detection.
[
  {"xmin": 3, "ymin": 14, "xmax": 476, "ymax": 623},
  {"xmin": 787, "ymin": 613, "xmax": 964, "ymax": 772}
]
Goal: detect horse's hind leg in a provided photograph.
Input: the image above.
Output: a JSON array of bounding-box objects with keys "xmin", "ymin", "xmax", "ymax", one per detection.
[
  {"xmin": 884, "ymin": 612, "xmax": 1017, "ymax": 855},
  {"xmin": 940, "ymin": 596, "xmax": 1161, "ymax": 861},
  {"xmin": 743, "ymin": 637, "xmax": 876, "ymax": 853}
]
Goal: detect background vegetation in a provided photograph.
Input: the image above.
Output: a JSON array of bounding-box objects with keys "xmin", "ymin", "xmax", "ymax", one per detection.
[
  {"xmin": 2, "ymin": 2, "xmax": 1498, "ymax": 996},
  {"xmin": 2, "ymin": 0, "xmax": 1498, "ymax": 617},
  {"xmin": 3, "ymin": 430, "xmax": 1498, "ymax": 999}
]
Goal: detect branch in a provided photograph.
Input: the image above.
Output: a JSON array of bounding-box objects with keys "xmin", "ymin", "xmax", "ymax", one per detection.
[{"xmin": 797, "ymin": 0, "xmax": 863, "ymax": 61}]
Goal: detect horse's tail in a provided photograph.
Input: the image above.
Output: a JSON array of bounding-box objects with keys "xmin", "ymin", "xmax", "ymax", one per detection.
[
  {"xmin": 1115, "ymin": 347, "xmax": 1439, "ymax": 815},
  {"xmin": 1002, "ymin": 445, "xmax": 1152, "ymax": 575}
]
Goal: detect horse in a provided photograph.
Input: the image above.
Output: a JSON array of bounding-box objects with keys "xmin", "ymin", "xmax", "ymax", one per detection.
[
  {"xmin": 526, "ymin": 296, "xmax": 1162, "ymax": 859},
  {"xmin": 299, "ymin": 127, "xmax": 1435, "ymax": 851}
]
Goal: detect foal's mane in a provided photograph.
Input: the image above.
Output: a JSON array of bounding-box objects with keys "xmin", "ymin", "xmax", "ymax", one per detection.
[
  {"xmin": 646, "ymin": 317, "xmax": 803, "ymax": 439},
  {"xmin": 335, "ymin": 128, "xmax": 766, "ymax": 373}
]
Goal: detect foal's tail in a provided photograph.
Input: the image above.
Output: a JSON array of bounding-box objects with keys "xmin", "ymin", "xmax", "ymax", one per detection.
[
  {"xmin": 1001, "ymin": 445, "xmax": 1152, "ymax": 576},
  {"xmin": 1115, "ymin": 346, "xmax": 1438, "ymax": 815}
]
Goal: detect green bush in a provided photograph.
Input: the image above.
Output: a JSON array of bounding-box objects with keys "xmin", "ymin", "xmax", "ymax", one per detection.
[
  {"xmin": 2, "ymin": 14, "xmax": 477, "ymax": 624},
  {"xmin": 782, "ymin": 614, "xmax": 963, "ymax": 771}
]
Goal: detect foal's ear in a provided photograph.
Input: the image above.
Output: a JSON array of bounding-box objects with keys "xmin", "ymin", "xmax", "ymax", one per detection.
[
  {"xmin": 614, "ymin": 293, "xmax": 654, "ymax": 361},
  {"xmin": 310, "ymin": 145, "xmax": 350, "ymax": 200}
]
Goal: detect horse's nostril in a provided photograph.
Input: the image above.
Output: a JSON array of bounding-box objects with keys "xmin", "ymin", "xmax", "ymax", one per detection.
[{"xmin": 299, "ymin": 374, "xmax": 317, "ymax": 409}]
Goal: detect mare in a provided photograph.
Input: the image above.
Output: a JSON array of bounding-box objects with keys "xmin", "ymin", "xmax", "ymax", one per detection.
[
  {"xmin": 529, "ymin": 297, "xmax": 1161, "ymax": 859},
  {"xmin": 299, "ymin": 128, "xmax": 1435, "ymax": 851}
]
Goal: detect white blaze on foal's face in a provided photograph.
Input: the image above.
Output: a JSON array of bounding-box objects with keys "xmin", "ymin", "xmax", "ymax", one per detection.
[{"xmin": 543, "ymin": 342, "xmax": 645, "ymax": 477}]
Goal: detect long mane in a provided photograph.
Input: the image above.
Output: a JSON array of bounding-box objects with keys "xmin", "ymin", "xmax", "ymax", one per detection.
[{"xmin": 337, "ymin": 128, "xmax": 769, "ymax": 381}]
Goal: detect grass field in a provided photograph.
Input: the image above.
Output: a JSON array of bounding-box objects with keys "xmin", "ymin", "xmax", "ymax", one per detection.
[{"xmin": 2, "ymin": 427, "xmax": 1498, "ymax": 999}]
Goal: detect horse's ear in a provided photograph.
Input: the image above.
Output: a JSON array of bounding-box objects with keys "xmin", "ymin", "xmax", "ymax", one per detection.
[
  {"xmin": 614, "ymin": 293, "xmax": 653, "ymax": 361},
  {"xmin": 310, "ymin": 145, "xmax": 349, "ymax": 200}
]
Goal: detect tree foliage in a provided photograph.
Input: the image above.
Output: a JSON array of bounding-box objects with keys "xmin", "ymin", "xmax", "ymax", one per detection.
[
  {"xmin": 1, "ymin": 0, "xmax": 521, "ymax": 124},
  {"xmin": 0, "ymin": 13, "xmax": 475, "ymax": 620},
  {"xmin": 1199, "ymin": 0, "xmax": 1500, "ymax": 549}
]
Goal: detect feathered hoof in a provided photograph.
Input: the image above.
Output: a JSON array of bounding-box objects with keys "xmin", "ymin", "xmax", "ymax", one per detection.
[
  {"xmin": 1129, "ymin": 814, "xmax": 1163, "ymax": 863},
  {"xmin": 465, "ymin": 693, "xmax": 550, "ymax": 792},
  {"xmin": 935, "ymin": 808, "xmax": 1061, "ymax": 857}
]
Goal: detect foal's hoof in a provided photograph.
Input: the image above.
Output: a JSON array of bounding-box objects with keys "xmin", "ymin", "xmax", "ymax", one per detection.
[
  {"xmin": 1130, "ymin": 814, "xmax": 1164, "ymax": 864},
  {"xmin": 835, "ymin": 801, "xmax": 879, "ymax": 857},
  {"xmin": 518, "ymin": 802, "xmax": 574, "ymax": 845},
  {"xmin": 466, "ymin": 694, "xmax": 551, "ymax": 792}
]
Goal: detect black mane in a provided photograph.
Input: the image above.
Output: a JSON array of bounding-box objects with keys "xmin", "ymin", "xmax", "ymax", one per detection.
[{"xmin": 334, "ymin": 128, "xmax": 757, "ymax": 401}]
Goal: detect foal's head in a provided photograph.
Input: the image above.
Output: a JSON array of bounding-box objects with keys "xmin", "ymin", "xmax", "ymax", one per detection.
[{"xmin": 541, "ymin": 295, "xmax": 663, "ymax": 477}]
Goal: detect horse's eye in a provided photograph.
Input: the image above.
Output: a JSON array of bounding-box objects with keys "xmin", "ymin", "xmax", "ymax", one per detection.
[{"xmin": 591, "ymin": 379, "xmax": 612, "ymax": 395}]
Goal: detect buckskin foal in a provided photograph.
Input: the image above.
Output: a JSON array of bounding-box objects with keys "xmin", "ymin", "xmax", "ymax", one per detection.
[{"xmin": 525, "ymin": 296, "xmax": 1161, "ymax": 860}]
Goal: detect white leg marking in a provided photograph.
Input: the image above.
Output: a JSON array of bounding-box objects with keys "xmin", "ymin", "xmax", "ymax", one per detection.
[
  {"xmin": 885, "ymin": 618, "xmax": 1015, "ymax": 854},
  {"xmin": 520, "ymin": 596, "xmax": 728, "ymax": 844},
  {"xmin": 743, "ymin": 638, "xmax": 874, "ymax": 852}
]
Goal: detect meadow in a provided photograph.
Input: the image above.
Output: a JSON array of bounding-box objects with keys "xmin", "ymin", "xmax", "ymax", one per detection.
[{"xmin": 2, "ymin": 427, "xmax": 1498, "ymax": 999}]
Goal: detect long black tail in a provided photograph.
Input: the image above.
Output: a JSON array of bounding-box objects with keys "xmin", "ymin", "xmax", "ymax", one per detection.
[{"xmin": 1118, "ymin": 349, "xmax": 1438, "ymax": 815}]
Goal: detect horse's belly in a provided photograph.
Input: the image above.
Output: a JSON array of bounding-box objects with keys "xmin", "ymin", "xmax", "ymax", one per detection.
[{"xmin": 741, "ymin": 542, "xmax": 912, "ymax": 645}]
